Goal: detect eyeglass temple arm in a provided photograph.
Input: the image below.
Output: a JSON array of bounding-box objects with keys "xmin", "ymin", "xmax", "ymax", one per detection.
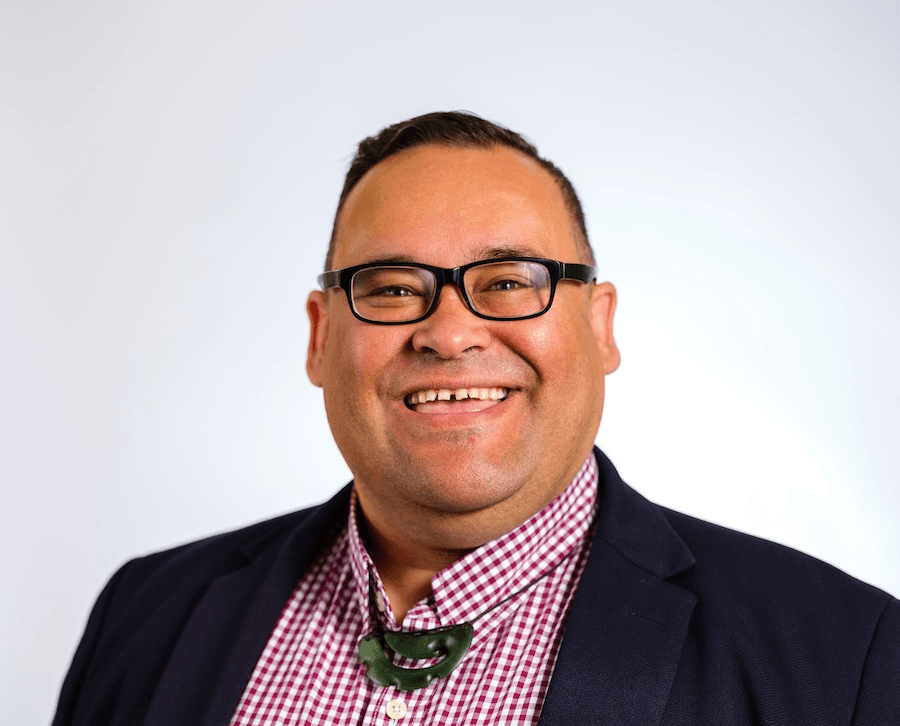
[
  {"xmin": 560, "ymin": 263, "xmax": 597, "ymax": 284},
  {"xmin": 317, "ymin": 270, "xmax": 340, "ymax": 291}
]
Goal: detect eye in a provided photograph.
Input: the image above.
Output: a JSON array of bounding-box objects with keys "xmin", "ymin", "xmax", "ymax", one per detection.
[
  {"xmin": 480, "ymin": 275, "xmax": 537, "ymax": 293},
  {"xmin": 488, "ymin": 278, "xmax": 529, "ymax": 291},
  {"xmin": 352, "ymin": 267, "xmax": 434, "ymax": 303},
  {"xmin": 468, "ymin": 261, "xmax": 547, "ymax": 295},
  {"xmin": 368, "ymin": 286, "xmax": 422, "ymax": 298}
]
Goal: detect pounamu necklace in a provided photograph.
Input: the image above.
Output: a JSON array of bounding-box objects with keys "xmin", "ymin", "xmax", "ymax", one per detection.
[{"xmin": 358, "ymin": 552, "xmax": 574, "ymax": 691}]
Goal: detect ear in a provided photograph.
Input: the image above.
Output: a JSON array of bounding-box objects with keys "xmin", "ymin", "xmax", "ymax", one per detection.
[
  {"xmin": 589, "ymin": 282, "xmax": 620, "ymax": 375},
  {"xmin": 306, "ymin": 290, "xmax": 330, "ymax": 387}
]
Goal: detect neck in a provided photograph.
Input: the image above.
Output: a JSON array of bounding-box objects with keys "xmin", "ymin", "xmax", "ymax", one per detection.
[
  {"xmin": 360, "ymin": 513, "xmax": 472, "ymax": 622},
  {"xmin": 353, "ymin": 453, "xmax": 589, "ymax": 621}
]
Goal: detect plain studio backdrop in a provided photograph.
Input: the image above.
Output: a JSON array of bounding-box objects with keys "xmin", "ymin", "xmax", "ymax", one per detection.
[{"xmin": 2, "ymin": 1, "xmax": 898, "ymax": 722}]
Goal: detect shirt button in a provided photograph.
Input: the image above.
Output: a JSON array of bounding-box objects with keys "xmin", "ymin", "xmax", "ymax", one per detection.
[
  {"xmin": 385, "ymin": 699, "xmax": 407, "ymax": 720},
  {"xmin": 375, "ymin": 591, "xmax": 386, "ymax": 613}
]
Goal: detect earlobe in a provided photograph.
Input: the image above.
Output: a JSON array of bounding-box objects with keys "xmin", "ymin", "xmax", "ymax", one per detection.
[
  {"xmin": 590, "ymin": 282, "xmax": 620, "ymax": 375},
  {"xmin": 306, "ymin": 291, "xmax": 330, "ymax": 387}
]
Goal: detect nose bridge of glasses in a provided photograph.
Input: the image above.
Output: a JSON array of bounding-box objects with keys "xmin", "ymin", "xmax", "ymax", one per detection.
[
  {"xmin": 410, "ymin": 269, "xmax": 493, "ymax": 357},
  {"xmin": 432, "ymin": 267, "xmax": 476, "ymax": 316}
]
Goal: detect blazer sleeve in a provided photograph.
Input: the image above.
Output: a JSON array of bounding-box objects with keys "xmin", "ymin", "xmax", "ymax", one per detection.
[
  {"xmin": 51, "ymin": 561, "xmax": 134, "ymax": 726},
  {"xmin": 852, "ymin": 596, "xmax": 900, "ymax": 724}
]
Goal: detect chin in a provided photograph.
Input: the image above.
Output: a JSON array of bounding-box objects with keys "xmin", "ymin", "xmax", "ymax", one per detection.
[{"xmin": 405, "ymin": 460, "xmax": 529, "ymax": 515}]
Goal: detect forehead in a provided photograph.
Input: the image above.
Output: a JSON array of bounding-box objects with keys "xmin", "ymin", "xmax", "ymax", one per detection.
[{"xmin": 332, "ymin": 144, "xmax": 580, "ymax": 269}]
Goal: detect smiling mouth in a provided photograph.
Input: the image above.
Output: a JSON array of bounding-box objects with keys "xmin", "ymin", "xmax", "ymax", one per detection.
[{"xmin": 405, "ymin": 387, "xmax": 510, "ymax": 412}]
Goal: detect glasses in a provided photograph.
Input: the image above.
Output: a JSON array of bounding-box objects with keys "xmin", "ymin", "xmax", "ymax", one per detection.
[{"xmin": 317, "ymin": 257, "xmax": 596, "ymax": 325}]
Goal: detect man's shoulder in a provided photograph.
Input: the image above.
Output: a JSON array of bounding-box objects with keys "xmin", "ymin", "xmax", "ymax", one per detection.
[
  {"xmin": 595, "ymin": 449, "xmax": 893, "ymax": 607},
  {"xmin": 53, "ymin": 487, "xmax": 354, "ymax": 726},
  {"xmin": 112, "ymin": 485, "xmax": 353, "ymax": 604},
  {"xmin": 644, "ymin": 505, "xmax": 900, "ymax": 720},
  {"xmin": 593, "ymin": 447, "xmax": 896, "ymax": 645},
  {"xmin": 662, "ymin": 505, "xmax": 891, "ymax": 601},
  {"xmin": 652, "ymin": 504, "xmax": 898, "ymax": 661}
]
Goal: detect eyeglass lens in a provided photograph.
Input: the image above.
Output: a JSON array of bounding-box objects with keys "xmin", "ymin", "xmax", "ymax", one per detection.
[{"xmin": 350, "ymin": 261, "xmax": 552, "ymax": 322}]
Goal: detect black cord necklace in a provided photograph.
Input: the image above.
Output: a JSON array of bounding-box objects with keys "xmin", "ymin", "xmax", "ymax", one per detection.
[{"xmin": 357, "ymin": 551, "xmax": 574, "ymax": 691}]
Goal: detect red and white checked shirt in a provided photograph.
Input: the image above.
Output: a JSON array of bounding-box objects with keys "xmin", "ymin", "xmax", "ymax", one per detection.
[{"xmin": 230, "ymin": 455, "xmax": 598, "ymax": 726}]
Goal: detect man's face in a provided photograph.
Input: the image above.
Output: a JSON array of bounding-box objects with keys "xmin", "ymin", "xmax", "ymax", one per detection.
[{"xmin": 307, "ymin": 144, "xmax": 619, "ymax": 547}]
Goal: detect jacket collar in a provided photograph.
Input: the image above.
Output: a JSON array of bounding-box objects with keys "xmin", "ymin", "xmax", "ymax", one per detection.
[{"xmin": 592, "ymin": 447, "xmax": 695, "ymax": 579}]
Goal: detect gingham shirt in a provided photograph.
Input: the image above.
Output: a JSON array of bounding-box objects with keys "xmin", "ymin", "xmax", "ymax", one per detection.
[{"xmin": 230, "ymin": 455, "xmax": 598, "ymax": 726}]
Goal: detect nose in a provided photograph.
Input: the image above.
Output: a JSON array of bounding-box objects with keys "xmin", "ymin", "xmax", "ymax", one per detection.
[{"xmin": 410, "ymin": 284, "xmax": 492, "ymax": 359}]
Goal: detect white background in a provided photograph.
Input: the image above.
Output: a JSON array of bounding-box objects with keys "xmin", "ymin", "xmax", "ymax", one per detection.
[{"xmin": 2, "ymin": 1, "xmax": 898, "ymax": 723}]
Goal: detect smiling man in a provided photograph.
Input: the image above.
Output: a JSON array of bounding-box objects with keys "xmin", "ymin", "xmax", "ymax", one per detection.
[
  {"xmin": 306, "ymin": 139, "xmax": 618, "ymax": 623},
  {"xmin": 54, "ymin": 113, "xmax": 899, "ymax": 726}
]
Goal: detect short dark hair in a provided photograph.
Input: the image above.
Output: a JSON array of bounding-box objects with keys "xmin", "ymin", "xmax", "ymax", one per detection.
[{"xmin": 325, "ymin": 111, "xmax": 595, "ymax": 270}]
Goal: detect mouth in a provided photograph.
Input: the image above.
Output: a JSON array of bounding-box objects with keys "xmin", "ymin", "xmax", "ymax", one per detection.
[{"xmin": 404, "ymin": 386, "xmax": 510, "ymax": 414}]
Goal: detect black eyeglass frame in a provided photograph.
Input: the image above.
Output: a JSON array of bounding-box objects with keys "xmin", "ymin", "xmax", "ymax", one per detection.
[{"xmin": 317, "ymin": 256, "xmax": 597, "ymax": 325}]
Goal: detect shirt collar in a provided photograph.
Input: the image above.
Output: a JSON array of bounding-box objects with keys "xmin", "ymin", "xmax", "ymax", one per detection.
[{"xmin": 347, "ymin": 454, "xmax": 598, "ymax": 632}]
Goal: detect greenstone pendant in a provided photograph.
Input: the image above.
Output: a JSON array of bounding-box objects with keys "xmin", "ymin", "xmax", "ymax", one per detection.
[{"xmin": 358, "ymin": 623, "xmax": 474, "ymax": 691}]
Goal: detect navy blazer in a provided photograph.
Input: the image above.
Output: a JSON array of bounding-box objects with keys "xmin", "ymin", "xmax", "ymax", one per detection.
[{"xmin": 53, "ymin": 449, "xmax": 900, "ymax": 725}]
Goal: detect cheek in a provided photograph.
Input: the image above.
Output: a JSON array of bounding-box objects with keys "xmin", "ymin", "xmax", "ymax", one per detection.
[
  {"xmin": 321, "ymin": 332, "xmax": 383, "ymax": 456},
  {"xmin": 322, "ymin": 327, "xmax": 402, "ymax": 402},
  {"xmin": 525, "ymin": 314, "xmax": 593, "ymax": 388}
]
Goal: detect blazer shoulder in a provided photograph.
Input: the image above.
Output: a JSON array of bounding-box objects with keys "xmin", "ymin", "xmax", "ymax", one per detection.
[
  {"xmin": 659, "ymin": 506, "xmax": 898, "ymax": 701},
  {"xmin": 110, "ymin": 484, "xmax": 353, "ymax": 613},
  {"xmin": 622, "ymin": 505, "xmax": 900, "ymax": 723},
  {"xmin": 53, "ymin": 487, "xmax": 352, "ymax": 726},
  {"xmin": 587, "ymin": 449, "xmax": 899, "ymax": 722},
  {"xmin": 660, "ymin": 505, "xmax": 894, "ymax": 610}
]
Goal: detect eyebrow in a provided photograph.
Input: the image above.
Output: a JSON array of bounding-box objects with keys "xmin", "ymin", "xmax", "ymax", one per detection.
[
  {"xmin": 358, "ymin": 244, "xmax": 544, "ymax": 267},
  {"xmin": 359, "ymin": 254, "xmax": 421, "ymax": 265},
  {"xmin": 476, "ymin": 244, "xmax": 542, "ymax": 260}
]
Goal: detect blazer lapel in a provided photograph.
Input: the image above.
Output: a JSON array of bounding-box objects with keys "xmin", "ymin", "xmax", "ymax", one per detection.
[
  {"xmin": 143, "ymin": 486, "xmax": 352, "ymax": 726},
  {"xmin": 539, "ymin": 450, "xmax": 697, "ymax": 726}
]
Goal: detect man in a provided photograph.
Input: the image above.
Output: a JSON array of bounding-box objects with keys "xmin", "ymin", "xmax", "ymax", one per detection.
[{"xmin": 53, "ymin": 112, "xmax": 899, "ymax": 725}]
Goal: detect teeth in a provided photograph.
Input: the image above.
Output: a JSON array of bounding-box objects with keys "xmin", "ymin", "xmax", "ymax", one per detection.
[{"xmin": 407, "ymin": 387, "xmax": 509, "ymax": 405}]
